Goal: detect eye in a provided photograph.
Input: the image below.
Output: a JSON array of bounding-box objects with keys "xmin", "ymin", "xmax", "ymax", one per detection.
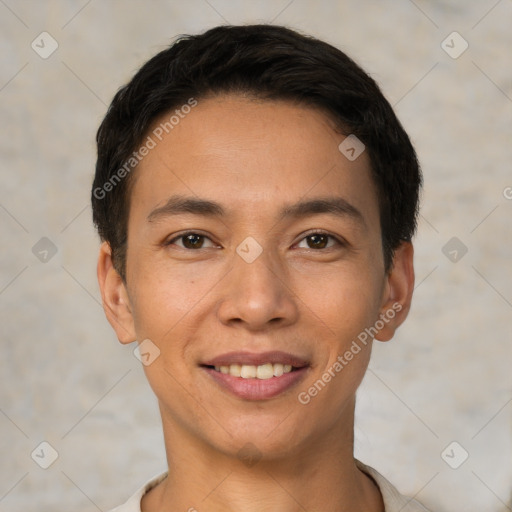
[
  {"xmin": 296, "ymin": 232, "xmax": 341, "ymax": 250},
  {"xmin": 166, "ymin": 232, "xmax": 217, "ymax": 250}
]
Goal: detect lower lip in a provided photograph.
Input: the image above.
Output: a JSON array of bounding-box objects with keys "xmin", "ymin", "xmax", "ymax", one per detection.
[{"xmin": 202, "ymin": 367, "xmax": 309, "ymax": 400}]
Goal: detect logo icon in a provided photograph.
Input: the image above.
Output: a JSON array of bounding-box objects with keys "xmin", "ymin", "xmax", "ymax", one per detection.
[
  {"xmin": 237, "ymin": 442, "xmax": 262, "ymax": 468},
  {"xmin": 236, "ymin": 237, "xmax": 263, "ymax": 264},
  {"xmin": 32, "ymin": 237, "xmax": 58, "ymax": 263},
  {"xmin": 31, "ymin": 32, "xmax": 59, "ymax": 59},
  {"xmin": 134, "ymin": 339, "xmax": 161, "ymax": 366},
  {"xmin": 31, "ymin": 441, "xmax": 59, "ymax": 469},
  {"xmin": 442, "ymin": 237, "xmax": 468, "ymax": 263},
  {"xmin": 338, "ymin": 134, "xmax": 365, "ymax": 161},
  {"xmin": 441, "ymin": 32, "xmax": 468, "ymax": 59},
  {"xmin": 441, "ymin": 441, "xmax": 469, "ymax": 469}
]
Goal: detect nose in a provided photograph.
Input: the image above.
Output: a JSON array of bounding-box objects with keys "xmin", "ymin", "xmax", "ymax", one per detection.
[{"xmin": 216, "ymin": 246, "xmax": 299, "ymax": 331}]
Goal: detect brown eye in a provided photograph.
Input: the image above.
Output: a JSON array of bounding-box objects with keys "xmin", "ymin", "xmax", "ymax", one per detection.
[
  {"xmin": 297, "ymin": 233, "xmax": 338, "ymax": 250},
  {"xmin": 181, "ymin": 234, "xmax": 205, "ymax": 249},
  {"xmin": 167, "ymin": 232, "xmax": 217, "ymax": 250},
  {"xmin": 306, "ymin": 234, "xmax": 329, "ymax": 249}
]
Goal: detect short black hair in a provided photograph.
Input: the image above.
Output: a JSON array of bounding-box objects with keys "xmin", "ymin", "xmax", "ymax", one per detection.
[{"xmin": 92, "ymin": 24, "xmax": 422, "ymax": 281}]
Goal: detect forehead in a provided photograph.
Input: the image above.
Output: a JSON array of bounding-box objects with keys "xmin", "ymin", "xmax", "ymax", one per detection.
[{"xmin": 130, "ymin": 94, "xmax": 379, "ymax": 227}]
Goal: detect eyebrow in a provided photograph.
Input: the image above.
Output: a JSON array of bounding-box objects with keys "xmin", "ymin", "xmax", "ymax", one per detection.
[{"xmin": 146, "ymin": 194, "xmax": 365, "ymax": 227}]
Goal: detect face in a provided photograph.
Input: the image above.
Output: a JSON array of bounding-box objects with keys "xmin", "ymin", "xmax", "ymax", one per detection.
[{"xmin": 98, "ymin": 94, "xmax": 414, "ymax": 460}]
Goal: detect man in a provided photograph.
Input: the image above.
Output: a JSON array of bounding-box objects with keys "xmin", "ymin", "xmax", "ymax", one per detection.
[{"xmin": 92, "ymin": 24, "xmax": 431, "ymax": 512}]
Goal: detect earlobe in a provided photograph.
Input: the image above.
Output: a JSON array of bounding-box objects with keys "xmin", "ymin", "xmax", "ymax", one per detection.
[
  {"xmin": 374, "ymin": 241, "xmax": 415, "ymax": 342},
  {"xmin": 97, "ymin": 241, "xmax": 137, "ymax": 344}
]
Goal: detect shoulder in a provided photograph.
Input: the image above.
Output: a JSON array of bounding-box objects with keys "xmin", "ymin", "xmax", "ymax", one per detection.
[
  {"xmin": 107, "ymin": 471, "xmax": 168, "ymax": 512},
  {"xmin": 355, "ymin": 459, "xmax": 433, "ymax": 512}
]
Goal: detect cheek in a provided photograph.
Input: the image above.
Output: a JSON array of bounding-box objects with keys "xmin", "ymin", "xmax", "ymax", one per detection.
[
  {"xmin": 294, "ymin": 264, "xmax": 383, "ymax": 343},
  {"xmin": 127, "ymin": 249, "xmax": 222, "ymax": 335},
  {"xmin": 294, "ymin": 272, "xmax": 379, "ymax": 418}
]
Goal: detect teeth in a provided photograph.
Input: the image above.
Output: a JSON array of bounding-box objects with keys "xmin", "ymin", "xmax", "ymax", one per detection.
[
  {"xmin": 229, "ymin": 364, "xmax": 241, "ymax": 377},
  {"xmin": 256, "ymin": 363, "xmax": 273, "ymax": 379},
  {"xmin": 212, "ymin": 363, "xmax": 296, "ymax": 379},
  {"xmin": 240, "ymin": 365, "xmax": 257, "ymax": 378},
  {"xmin": 273, "ymin": 363, "xmax": 284, "ymax": 377}
]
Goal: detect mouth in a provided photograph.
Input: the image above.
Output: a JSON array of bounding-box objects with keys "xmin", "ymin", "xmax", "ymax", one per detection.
[
  {"xmin": 200, "ymin": 351, "xmax": 310, "ymax": 400},
  {"xmin": 203, "ymin": 362, "xmax": 300, "ymax": 379}
]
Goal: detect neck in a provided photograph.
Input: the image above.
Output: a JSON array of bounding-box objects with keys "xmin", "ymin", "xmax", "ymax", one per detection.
[{"xmin": 142, "ymin": 400, "xmax": 383, "ymax": 512}]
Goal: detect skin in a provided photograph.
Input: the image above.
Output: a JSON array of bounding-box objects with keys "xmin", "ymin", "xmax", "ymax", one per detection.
[{"xmin": 97, "ymin": 94, "xmax": 415, "ymax": 512}]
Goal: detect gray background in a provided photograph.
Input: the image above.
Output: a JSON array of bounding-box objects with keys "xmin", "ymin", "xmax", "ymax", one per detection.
[{"xmin": 1, "ymin": 1, "xmax": 511, "ymax": 511}]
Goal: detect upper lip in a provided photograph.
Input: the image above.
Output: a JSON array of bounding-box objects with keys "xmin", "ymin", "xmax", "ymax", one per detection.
[{"xmin": 202, "ymin": 351, "xmax": 309, "ymax": 368}]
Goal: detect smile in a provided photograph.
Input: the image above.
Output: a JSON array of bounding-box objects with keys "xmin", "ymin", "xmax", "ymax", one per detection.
[
  {"xmin": 211, "ymin": 363, "xmax": 294, "ymax": 379},
  {"xmin": 200, "ymin": 351, "xmax": 310, "ymax": 400}
]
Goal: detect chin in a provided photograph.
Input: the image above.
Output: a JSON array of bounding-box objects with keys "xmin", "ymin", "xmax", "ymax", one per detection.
[{"xmin": 206, "ymin": 411, "xmax": 312, "ymax": 461}]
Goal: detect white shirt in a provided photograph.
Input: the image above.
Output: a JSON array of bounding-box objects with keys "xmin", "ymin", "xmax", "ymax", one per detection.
[{"xmin": 108, "ymin": 459, "xmax": 431, "ymax": 512}]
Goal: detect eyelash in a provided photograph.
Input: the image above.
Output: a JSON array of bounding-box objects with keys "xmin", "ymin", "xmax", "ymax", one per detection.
[{"xmin": 165, "ymin": 230, "xmax": 345, "ymax": 251}]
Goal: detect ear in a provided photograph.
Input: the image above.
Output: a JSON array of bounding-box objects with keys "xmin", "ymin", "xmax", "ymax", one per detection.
[
  {"xmin": 97, "ymin": 241, "xmax": 136, "ymax": 344},
  {"xmin": 374, "ymin": 241, "xmax": 415, "ymax": 342}
]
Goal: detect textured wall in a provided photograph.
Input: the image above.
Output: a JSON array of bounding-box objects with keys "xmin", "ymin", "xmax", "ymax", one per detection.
[{"xmin": 1, "ymin": 1, "xmax": 511, "ymax": 511}]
